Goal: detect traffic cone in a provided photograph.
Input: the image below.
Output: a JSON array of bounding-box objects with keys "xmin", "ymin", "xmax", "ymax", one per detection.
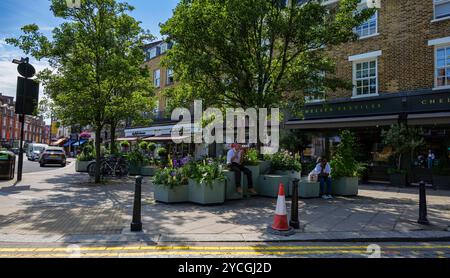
[{"xmin": 271, "ymin": 183, "xmax": 290, "ymax": 231}]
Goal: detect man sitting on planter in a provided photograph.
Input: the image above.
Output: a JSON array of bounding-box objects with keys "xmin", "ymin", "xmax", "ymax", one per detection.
[
  {"xmin": 227, "ymin": 144, "xmax": 257, "ymax": 195},
  {"xmin": 314, "ymin": 157, "xmax": 333, "ymax": 200}
]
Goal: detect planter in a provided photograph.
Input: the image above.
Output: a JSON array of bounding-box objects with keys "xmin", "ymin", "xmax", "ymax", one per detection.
[
  {"xmin": 258, "ymin": 175, "xmax": 290, "ymax": 198},
  {"xmin": 289, "ymin": 178, "xmax": 320, "ymax": 198},
  {"xmin": 389, "ymin": 173, "xmax": 407, "ymax": 187},
  {"xmin": 154, "ymin": 184, "xmax": 189, "ymax": 203},
  {"xmin": 243, "ymin": 164, "xmax": 261, "ymax": 194},
  {"xmin": 75, "ymin": 160, "xmax": 94, "ymax": 172},
  {"xmin": 432, "ymin": 175, "xmax": 450, "ymax": 189},
  {"xmin": 128, "ymin": 165, "xmax": 141, "ymax": 176},
  {"xmin": 188, "ymin": 179, "xmax": 226, "ymax": 205},
  {"xmin": 141, "ymin": 166, "xmax": 157, "ymax": 177},
  {"xmin": 274, "ymin": 170, "xmax": 301, "ymax": 195},
  {"xmin": 259, "ymin": 160, "xmax": 271, "ymax": 175},
  {"xmin": 331, "ymin": 177, "xmax": 359, "ymax": 196},
  {"xmin": 223, "ymin": 170, "xmax": 244, "ymax": 200}
]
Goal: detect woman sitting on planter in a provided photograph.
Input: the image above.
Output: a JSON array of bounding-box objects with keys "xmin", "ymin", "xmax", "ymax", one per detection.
[
  {"xmin": 314, "ymin": 157, "xmax": 333, "ymax": 200},
  {"xmin": 226, "ymin": 144, "xmax": 257, "ymax": 195}
]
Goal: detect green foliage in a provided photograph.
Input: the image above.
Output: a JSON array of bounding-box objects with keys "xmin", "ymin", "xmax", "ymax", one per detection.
[
  {"xmin": 127, "ymin": 149, "xmax": 148, "ymax": 167},
  {"xmin": 280, "ymin": 130, "xmax": 311, "ymax": 154},
  {"xmin": 268, "ymin": 151, "xmax": 302, "ymax": 172},
  {"xmin": 160, "ymin": 0, "xmax": 375, "ymax": 114},
  {"xmin": 157, "ymin": 147, "xmax": 168, "ymax": 157},
  {"xmin": 139, "ymin": 141, "xmax": 148, "ymax": 151},
  {"xmin": 120, "ymin": 141, "xmax": 130, "ymax": 148},
  {"xmin": 154, "ymin": 167, "xmax": 188, "ymax": 189},
  {"xmin": 192, "ymin": 160, "xmax": 225, "ymax": 187},
  {"xmin": 382, "ymin": 124, "xmax": 425, "ymax": 171},
  {"xmin": 77, "ymin": 144, "xmax": 95, "ymax": 161},
  {"xmin": 243, "ymin": 148, "xmax": 259, "ymax": 166},
  {"xmin": 330, "ymin": 130, "xmax": 365, "ymax": 178},
  {"xmin": 147, "ymin": 142, "xmax": 156, "ymax": 152}
]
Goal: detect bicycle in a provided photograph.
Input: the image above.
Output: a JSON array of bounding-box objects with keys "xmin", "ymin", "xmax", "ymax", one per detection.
[{"xmin": 87, "ymin": 155, "xmax": 129, "ymax": 179}]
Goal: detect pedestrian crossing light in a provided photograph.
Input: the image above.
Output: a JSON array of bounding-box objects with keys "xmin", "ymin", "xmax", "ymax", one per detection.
[{"xmin": 367, "ymin": 0, "xmax": 381, "ymax": 9}]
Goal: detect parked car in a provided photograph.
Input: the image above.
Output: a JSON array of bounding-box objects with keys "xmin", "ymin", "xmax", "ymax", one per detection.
[
  {"xmin": 39, "ymin": 147, "xmax": 66, "ymax": 167},
  {"xmin": 9, "ymin": 148, "xmax": 19, "ymax": 155},
  {"xmin": 26, "ymin": 143, "xmax": 49, "ymax": 161}
]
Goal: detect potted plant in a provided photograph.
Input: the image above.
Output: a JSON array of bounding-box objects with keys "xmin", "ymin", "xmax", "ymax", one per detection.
[
  {"xmin": 127, "ymin": 149, "xmax": 147, "ymax": 176},
  {"xmin": 330, "ymin": 130, "xmax": 365, "ymax": 196},
  {"xmin": 120, "ymin": 140, "xmax": 130, "ymax": 152},
  {"xmin": 75, "ymin": 145, "xmax": 95, "ymax": 172},
  {"xmin": 382, "ymin": 124, "xmax": 424, "ymax": 187},
  {"xmin": 188, "ymin": 160, "xmax": 226, "ymax": 205},
  {"xmin": 153, "ymin": 167, "xmax": 189, "ymax": 203},
  {"xmin": 242, "ymin": 148, "xmax": 262, "ymax": 192},
  {"xmin": 270, "ymin": 151, "xmax": 302, "ymax": 180}
]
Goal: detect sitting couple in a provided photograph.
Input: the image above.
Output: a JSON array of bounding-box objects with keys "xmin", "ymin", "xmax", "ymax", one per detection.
[
  {"xmin": 226, "ymin": 144, "xmax": 258, "ymax": 195},
  {"xmin": 310, "ymin": 157, "xmax": 333, "ymax": 200}
]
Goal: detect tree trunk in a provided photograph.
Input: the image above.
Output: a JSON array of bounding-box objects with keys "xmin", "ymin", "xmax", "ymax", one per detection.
[
  {"xmin": 94, "ymin": 128, "xmax": 102, "ymax": 184},
  {"xmin": 110, "ymin": 122, "xmax": 117, "ymax": 155}
]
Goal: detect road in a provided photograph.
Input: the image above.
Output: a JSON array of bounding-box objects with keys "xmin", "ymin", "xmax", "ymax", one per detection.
[
  {"xmin": 13, "ymin": 154, "xmax": 70, "ymax": 174},
  {"xmin": 0, "ymin": 242, "xmax": 449, "ymax": 258}
]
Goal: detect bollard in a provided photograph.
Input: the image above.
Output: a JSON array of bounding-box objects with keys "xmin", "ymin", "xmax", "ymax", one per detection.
[
  {"xmin": 418, "ymin": 180, "xmax": 430, "ymax": 225},
  {"xmin": 130, "ymin": 176, "xmax": 143, "ymax": 232},
  {"xmin": 289, "ymin": 178, "xmax": 300, "ymax": 229}
]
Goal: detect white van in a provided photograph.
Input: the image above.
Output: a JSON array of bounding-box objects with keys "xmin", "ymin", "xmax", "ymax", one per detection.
[{"xmin": 26, "ymin": 143, "xmax": 49, "ymax": 161}]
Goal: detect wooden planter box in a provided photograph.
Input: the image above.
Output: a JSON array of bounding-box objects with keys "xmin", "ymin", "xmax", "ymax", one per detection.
[
  {"xmin": 258, "ymin": 175, "xmax": 290, "ymax": 198},
  {"xmin": 432, "ymin": 175, "xmax": 450, "ymax": 189},
  {"xmin": 389, "ymin": 173, "xmax": 407, "ymax": 187},
  {"xmin": 188, "ymin": 179, "xmax": 226, "ymax": 205},
  {"xmin": 75, "ymin": 160, "xmax": 94, "ymax": 172},
  {"xmin": 289, "ymin": 178, "xmax": 320, "ymax": 198},
  {"xmin": 331, "ymin": 177, "xmax": 359, "ymax": 196},
  {"xmin": 141, "ymin": 166, "xmax": 157, "ymax": 177},
  {"xmin": 223, "ymin": 170, "xmax": 245, "ymax": 200},
  {"xmin": 154, "ymin": 184, "xmax": 189, "ymax": 203}
]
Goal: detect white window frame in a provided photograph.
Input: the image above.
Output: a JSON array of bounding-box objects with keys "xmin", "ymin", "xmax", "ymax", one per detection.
[
  {"xmin": 434, "ymin": 0, "xmax": 450, "ymax": 21},
  {"xmin": 354, "ymin": 2, "xmax": 378, "ymax": 39},
  {"xmin": 352, "ymin": 58, "xmax": 379, "ymax": 98},
  {"xmin": 304, "ymin": 71, "xmax": 326, "ymax": 103},
  {"xmin": 434, "ymin": 43, "xmax": 450, "ymax": 90},
  {"xmin": 153, "ymin": 69, "xmax": 161, "ymax": 88},
  {"xmin": 166, "ymin": 68, "xmax": 174, "ymax": 85}
]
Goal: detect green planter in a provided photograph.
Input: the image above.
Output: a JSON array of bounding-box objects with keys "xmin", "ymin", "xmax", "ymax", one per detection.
[
  {"xmin": 289, "ymin": 178, "xmax": 320, "ymax": 198},
  {"xmin": 129, "ymin": 165, "xmax": 141, "ymax": 176},
  {"xmin": 154, "ymin": 184, "xmax": 189, "ymax": 203},
  {"xmin": 389, "ymin": 173, "xmax": 407, "ymax": 187},
  {"xmin": 141, "ymin": 166, "xmax": 157, "ymax": 177},
  {"xmin": 258, "ymin": 175, "xmax": 290, "ymax": 198},
  {"xmin": 274, "ymin": 170, "xmax": 301, "ymax": 196},
  {"xmin": 432, "ymin": 175, "xmax": 450, "ymax": 189},
  {"xmin": 75, "ymin": 160, "xmax": 94, "ymax": 172},
  {"xmin": 243, "ymin": 164, "xmax": 261, "ymax": 194},
  {"xmin": 223, "ymin": 170, "xmax": 245, "ymax": 200},
  {"xmin": 259, "ymin": 160, "xmax": 271, "ymax": 175},
  {"xmin": 331, "ymin": 177, "xmax": 359, "ymax": 196},
  {"xmin": 188, "ymin": 179, "xmax": 226, "ymax": 205}
]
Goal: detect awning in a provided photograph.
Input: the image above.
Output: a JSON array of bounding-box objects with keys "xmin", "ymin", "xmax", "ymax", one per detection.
[
  {"xmin": 63, "ymin": 140, "xmax": 75, "ymax": 147},
  {"xmin": 116, "ymin": 137, "xmax": 138, "ymax": 142},
  {"xmin": 285, "ymin": 115, "xmax": 399, "ymax": 130},
  {"xmin": 72, "ymin": 139, "xmax": 87, "ymax": 147},
  {"xmin": 143, "ymin": 135, "xmax": 191, "ymax": 142},
  {"xmin": 51, "ymin": 138, "xmax": 67, "ymax": 146},
  {"xmin": 407, "ymin": 112, "xmax": 450, "ymax": 126}
]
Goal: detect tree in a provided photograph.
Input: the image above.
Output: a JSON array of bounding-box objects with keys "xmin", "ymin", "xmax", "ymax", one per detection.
[
  {"xmin": 160, "ymin": 0, "xmax": 375, "ymax": 114},
  {"xmin": 330, "ymin": 130, "xmax": 365, "ymax": 178},
  {"xmin": 7, "ymin": 0, "xmax": 154, "ymax": 183}
]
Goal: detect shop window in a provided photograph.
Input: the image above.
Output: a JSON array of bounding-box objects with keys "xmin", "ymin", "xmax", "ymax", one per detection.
[
  {"xmin": 353, "ymin": 59, "xmax": 378, "ymax": 97},
  {"xmin": 435, "ymin": 45, "xmax": 450, "ymax": 88},
  {"xmin": 435, "ymin": 0, "xmax": 450, "ymax": 20}
]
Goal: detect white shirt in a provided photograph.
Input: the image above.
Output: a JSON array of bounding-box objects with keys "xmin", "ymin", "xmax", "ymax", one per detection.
[
  {"xmin": 428, "ymin": 153, "xmax": 435, "ymax": 160},
  {"xmin": 227, "ymin": 149, "xmax": 242, "ymax": 164},
  {"xmin": 314, "ymin": 163, "xmax": 331, "ymax": 175}
]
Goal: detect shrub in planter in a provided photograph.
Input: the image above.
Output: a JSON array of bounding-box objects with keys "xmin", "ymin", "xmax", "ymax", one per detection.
[
  {"xmin": 330, "ymin": 130, "xmax": 365, "ymax": 196},
  {"xmin": 139, "ymin": 141, "xmax": 148, "ymax": 152},
  {"xmin": 268, "ymin": 151, "xmax": 302, "ymax": 192},
  {"xmin": 127, "ymin": 149, "xmax": 148, "ymax": 175},
  {"xmin": 76, "ymin": 146, "xmax": 95, "ymax": 172},
  {"xmin": 188, "ymin": 161, "xmax": 226, "ymax": 205},
  {"xmin": 153, "ymin": 167, "xmax": 189, "ymax": 203},
  {"xmin": 120, "ymin": 140, "xmax": 130, "ymax": 152}
]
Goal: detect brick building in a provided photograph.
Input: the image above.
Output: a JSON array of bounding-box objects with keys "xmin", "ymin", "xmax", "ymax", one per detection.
[
  {"xmin": 286, "ymin": 0, "xmax": 450, "ymax": 182},
  {"xmin": 0, "ymin": 93, "xmax": 48, "ymax": 148}
]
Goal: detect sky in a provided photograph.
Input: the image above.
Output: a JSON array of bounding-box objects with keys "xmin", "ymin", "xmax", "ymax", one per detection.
[{"xmin": 0, "ymin": 0, "xmax": 179, "ymax": 123}]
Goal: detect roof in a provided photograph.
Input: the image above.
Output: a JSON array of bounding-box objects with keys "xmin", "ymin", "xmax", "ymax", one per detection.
[{"xmin": 143, "ymin": 40, "xmax": 163, "ymax": 50}]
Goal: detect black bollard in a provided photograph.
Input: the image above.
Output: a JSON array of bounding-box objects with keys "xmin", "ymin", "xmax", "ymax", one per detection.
[
  {"xmin": 418, "ymin": 180, "xmax": 430, "ymax": 225},
  {"xmin": 290, "ymin": 178, "xmax": 300, "ymax": 229},
  {"xmin": 130, "ymin": 176, "xmax": 143, "ymax": 232}
]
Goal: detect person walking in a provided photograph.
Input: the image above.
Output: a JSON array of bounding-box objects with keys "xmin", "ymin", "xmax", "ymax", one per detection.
[{"xmin": 227, "ymin": 144, "xmax": 257, "ymax": 195}]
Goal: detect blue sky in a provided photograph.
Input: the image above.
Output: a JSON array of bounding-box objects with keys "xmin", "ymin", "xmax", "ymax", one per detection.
[{"xmin": 0, "ymin": 0, "xmax": 179, "ymax": 120}]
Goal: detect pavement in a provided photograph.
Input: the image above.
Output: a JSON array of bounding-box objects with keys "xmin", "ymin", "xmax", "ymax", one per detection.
[{"xmin": 0, "ymin": 162, "xmax": 449, "ymax": 247}]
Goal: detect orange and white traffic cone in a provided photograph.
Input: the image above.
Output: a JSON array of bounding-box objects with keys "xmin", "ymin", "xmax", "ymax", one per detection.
[{"xmin": 271, "ymin": 183, "xmax": 289, "ymax": 231}]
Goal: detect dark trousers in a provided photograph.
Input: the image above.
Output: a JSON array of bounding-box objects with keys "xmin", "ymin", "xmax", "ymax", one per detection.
[
  {"xmin": 319, "ymin": 176, "xmax": 332, "ymax": 195},
  {"xmin": 229, "ymin": 162, "xmax": 253, "ymax": 188}
]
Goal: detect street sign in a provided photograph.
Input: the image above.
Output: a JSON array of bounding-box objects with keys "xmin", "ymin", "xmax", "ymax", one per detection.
[
  {"xmin": 17, "ymin": 63, "xmax": 36, "ymax": 78},
  {"xmin": 15, "ymin": 77, "xmax": 39, "ymax": 115}
]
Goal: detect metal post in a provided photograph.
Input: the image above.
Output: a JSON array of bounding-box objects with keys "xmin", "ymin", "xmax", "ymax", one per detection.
[
  {"xmin": 418, "ymin": 180, "xmax": 430, "ymax": 225},
  {"xmin": 290, "ymin": 178, "xmax": 300, "ymax": 229},
  {"xmin": 130, "ymin": 176, "xmax": 143, "ymax": 232}
]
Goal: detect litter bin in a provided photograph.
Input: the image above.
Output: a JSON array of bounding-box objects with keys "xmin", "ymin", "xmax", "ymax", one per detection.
[{"xmin": 0, "ymin": 151, "xmax": 15, "ymax": 180}]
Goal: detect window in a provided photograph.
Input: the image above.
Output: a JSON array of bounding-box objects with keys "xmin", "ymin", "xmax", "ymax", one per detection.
[
  {"xmin": 166, "ymin": 68, "xmax": 174, "ymax": 85},
  {"xmin": 435, "ymin": 45, "xmax": 450, "ymax": 88},
  {"xmin": 304, "ymin": 71, "xmax": 325, "ymax": 103},
  {"xmin": 153, "ymin": 69, "xmax": 161, "ymax": 88},
  {"xmin": 355, "ymin": 10, "xmax": 378, "ymax": 38},
  {"xmin": 435, "ymin": 0, "xmax": 450, "ymax": 20},
  {"xmin": 353, "ymin": 59, "xmax": 378, "ymax": 97}
]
